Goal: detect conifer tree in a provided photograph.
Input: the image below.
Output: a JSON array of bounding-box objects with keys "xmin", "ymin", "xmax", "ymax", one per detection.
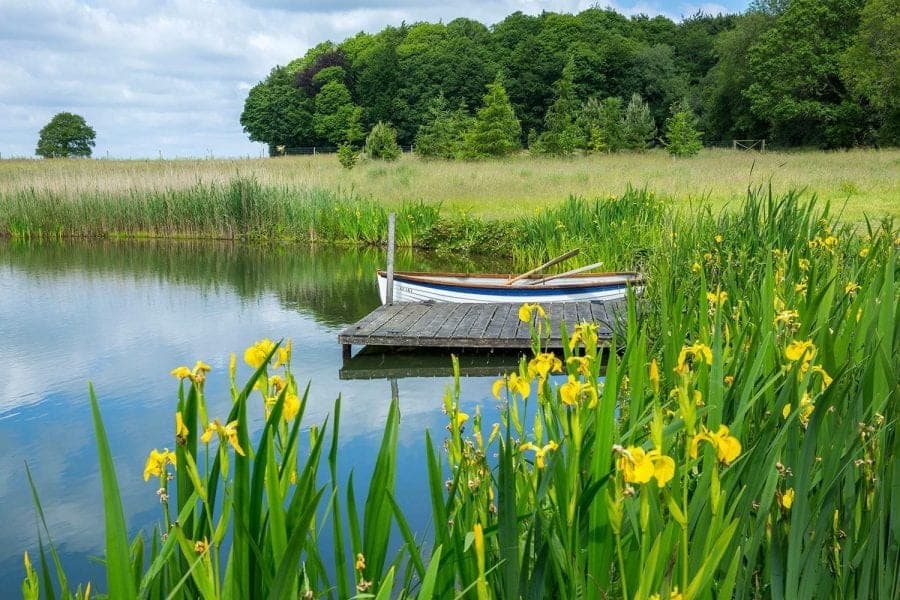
[
  {"xmin": 622, "ymin": 93, "xmax": 657, "ymax": 150},
  {"xmin": 579, "ymin": 96, "xmax": 625, "ymax": 153},
  {"xmin": 365, "ymin": 121, "xmax": 402, "ymax": 160},
  {"xmin": 463, "ymin": 75, "xmax": 522, "ymax": 158},
  {"xmin": 536, "ymin": 57, "xmax": 584, "ymax": 155},
  {"xmin": 415, "ymin": 94, "xmax": 473, "ymax": 159},
  {"xmin": 663, "ymin": 102, "xmax": 704, "ymax": 157}
]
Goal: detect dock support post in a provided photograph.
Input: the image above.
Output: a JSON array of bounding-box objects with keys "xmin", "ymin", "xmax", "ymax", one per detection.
[
  {"xmin": 342, "ymin": 344, "xmax": 351, "ymax": 359},
  {"xmin": 386, "ymin": 212, "xmax": 396, "ymax": 304}
]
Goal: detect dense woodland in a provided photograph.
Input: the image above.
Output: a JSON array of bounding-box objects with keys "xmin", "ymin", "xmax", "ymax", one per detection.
[{"xmin": 240, "ymin": 0, "xmax": 899, "ymax": 156}]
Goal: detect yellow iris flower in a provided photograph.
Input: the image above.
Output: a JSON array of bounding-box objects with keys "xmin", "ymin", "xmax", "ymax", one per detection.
[
  {"xmin": 675, "ymin": 342, "xmax": 713, "ymax": 374},
  {"xmin": 492, "ymin": 373, "xmax": 531, "ymax": 399},
  {"xmin": 274, "ymin": 340, "xmax": 292, "ymax": 368},
  {"xmin": 244, "ymin": 338, "xmax": 276, "ymax": 369},
  {"xmin": 201, "ymin": 418, "xmax": 245, "ymax": 456},
  {"xmin": 529, "ymin": 352, "xmax": 563, "ymax": 381},
  {"xmin": 170, "ymin": 366, "xmax": 192, "ymax": 379},
  {"xmin": 781, "ymin": 488, "xmax": 795, "ymax": 510},
  {"xmin": 706, "ymin": 289, "xmax": 728, "ymax": 306},
  {"xmin": 782, "ymin": 392, "xmax": 815, "ymax": 424},
  {"xmin": 690, "ymin": 425, "xmax": 742, "ymax": 465},
  {"xmin": 568, "ymin": 322, "xmax": 598, "ymax": 352},
  {"xmin": 170, "ymin": 361, "xmax": 212, "ymax": 383},
  {"xmin": 811, "ymin": 365, "xmax": 832, "ymax": 390},
  {"xmin": 518, "ymin": 302, "xmax": 546, "ymax": 323},
  {"xmin": 785, "ymin": 339, "xmax": 816, "ymax": 364},
  {"xmin": 559, "ymin": 375, "xmax": 598, "ymax": 408},
  {"xmin": 774, "ymin": 309, "xmax": 800, "ymax": 326},
  {"xmin": 143, "ymin": 448, "xmax": 176, "ymax": 481},
  {"xmin": 520, "ymin": 440, "xmax": 559, "ymax": 469},
  {"xmin": 616, "ymin": 446, "xmax": 675, "ymax": 487},
  {"xmin": 565, "ymin": 355, "xmax": 592, "ymax": 376}
]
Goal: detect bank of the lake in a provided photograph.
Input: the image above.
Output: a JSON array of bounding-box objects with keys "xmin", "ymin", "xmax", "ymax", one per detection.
[{"xmin": 1, "ymin": 149, "xmax": 898, "ymax": 242}]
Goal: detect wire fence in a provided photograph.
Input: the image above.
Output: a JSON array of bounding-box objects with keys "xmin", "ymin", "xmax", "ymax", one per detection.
[{"xmin": 276, "ymin": 145, "xmax": 415, "ymax": 156}]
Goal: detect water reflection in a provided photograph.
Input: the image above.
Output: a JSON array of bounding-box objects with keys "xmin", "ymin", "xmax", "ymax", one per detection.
[{"xmin": 0, "ymin": 239, "xmax": 515, "ymax": 591}]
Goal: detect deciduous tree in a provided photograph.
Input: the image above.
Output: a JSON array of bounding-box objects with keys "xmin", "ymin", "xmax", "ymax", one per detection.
[{"xmin": 36, "ymin": 112, "xmax": 96, "ymax": 158}]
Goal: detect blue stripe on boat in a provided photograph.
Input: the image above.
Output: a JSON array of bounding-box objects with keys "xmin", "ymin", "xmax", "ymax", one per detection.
[{"xmin": 395, "ymin": 277, "xmax": 626, "ymax": 297}]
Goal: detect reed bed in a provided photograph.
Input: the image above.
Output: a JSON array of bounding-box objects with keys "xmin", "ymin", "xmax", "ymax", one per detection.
[
  {"xmin": 1, "ymin": 148, "xmax": 898, "ymax": 227},
  {"xmin": 22, "ymin": 190, "xmax": 898, "ymax": 599}
]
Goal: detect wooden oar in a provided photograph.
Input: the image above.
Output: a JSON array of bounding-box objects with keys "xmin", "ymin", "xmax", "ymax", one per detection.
[
  {"xmin": 506, "ymin": 248, "xmax": 580, "ymax": 285},
  {"xmin": 526, "ymin": 261, "xmax": 604, "ymax": 286}
]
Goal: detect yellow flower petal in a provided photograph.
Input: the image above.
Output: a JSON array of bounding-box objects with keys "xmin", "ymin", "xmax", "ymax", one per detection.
[
  {"xmin": 650, "ymin": 452, "xmax": 675, "ymax": 487},
  {"xmin": 785, "ymin": 340, "xmax": 815, "ymax": 362},
  {"xmin": 170, "ymin": 366, "xmax": 192, "ymax": 379},
  {"xmin": 560, "ymin": 376, "xmax": 579, "ymax": 406},
  {"xmin": 518, "ymin": 303, "xmax": 532, "ymax": 323},
  {"xmin": 781, "ymin": 488, "xmax": 795, "ymax": 510},
  {"xmin": 283, "ymin": 392, "xmax": 300, "ymax": 422},
  {"xmin": 649, "ymin": 359, "xmax": 660, "ymax": 395},
  {"xmin": 175, "ymin": 411, "xmax": 189, "ymax": 438}
]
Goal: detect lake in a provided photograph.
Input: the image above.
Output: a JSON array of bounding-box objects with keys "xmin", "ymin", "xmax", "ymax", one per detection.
[{"xmin": 0, "ymin": 239, "xmax": 519, "ymax": 591}]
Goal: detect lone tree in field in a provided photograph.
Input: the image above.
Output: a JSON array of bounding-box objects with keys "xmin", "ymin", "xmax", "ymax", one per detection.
[
  {"xmin": 36, "ymin": 112, "xmax": 96, "ymax": 158},
  {"xmin": 464, "ymin": 75, "xmax": 522, "ymax": 158},
  {"xmin": 663, "ymin": 101, "xmax": 704, "ymax": 157}
]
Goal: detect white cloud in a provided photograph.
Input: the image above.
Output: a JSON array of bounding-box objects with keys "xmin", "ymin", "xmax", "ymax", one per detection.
[{"xmin": 0, "ymin": 0, "xmax": 747, "ymax": 158}]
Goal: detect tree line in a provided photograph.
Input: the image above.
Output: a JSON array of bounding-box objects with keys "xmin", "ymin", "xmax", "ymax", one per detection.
[{"xmin": 240, "ymin": 0, "xmax": 899, "ymax": 156}]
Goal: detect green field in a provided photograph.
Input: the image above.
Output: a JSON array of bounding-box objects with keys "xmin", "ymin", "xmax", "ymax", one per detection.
[{"xmin": 2, "ymin": 148, "xmax": 898, "ymax": 225}]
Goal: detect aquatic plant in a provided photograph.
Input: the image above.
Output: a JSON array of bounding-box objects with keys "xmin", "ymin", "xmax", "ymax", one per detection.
[{"xmin": 22, "ymin": 190, "xmax": 898, "ymax": 598}]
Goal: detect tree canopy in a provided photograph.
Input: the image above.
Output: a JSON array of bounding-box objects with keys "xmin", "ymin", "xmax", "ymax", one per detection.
[
  {"xmin": 36, "ymin": 112, "xmax": 96, "ymax": 158},
  {"xmin": 241, "ymin": 4, "xmax": 898, "ymax": 153}
]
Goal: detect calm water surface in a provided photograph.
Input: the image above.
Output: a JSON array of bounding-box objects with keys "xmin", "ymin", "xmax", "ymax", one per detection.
[{"xmin": 0, "ymin": 240, "xmax": 518, "ymax": 591}]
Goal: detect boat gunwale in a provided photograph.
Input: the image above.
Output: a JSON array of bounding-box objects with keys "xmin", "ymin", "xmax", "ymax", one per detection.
[{"xmin": 376, "ymin": 270, "xmax": 644, "ymax": 290}]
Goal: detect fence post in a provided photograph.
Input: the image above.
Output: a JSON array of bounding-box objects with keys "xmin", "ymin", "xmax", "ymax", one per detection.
[
  {"xmin": 761, "ymin": 139, "xmax": 766, "ymax": 153},
  {"xmin": 386, "ymin": 213, "xmax": 396, "ymax": 304}
]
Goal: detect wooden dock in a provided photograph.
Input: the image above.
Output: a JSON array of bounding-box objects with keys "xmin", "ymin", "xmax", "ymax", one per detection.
[{"xmin": 338, "ymin": 300, "xmax": 623, "ymax": 358}]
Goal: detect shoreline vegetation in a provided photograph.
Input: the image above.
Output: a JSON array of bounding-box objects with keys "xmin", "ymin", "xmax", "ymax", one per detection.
[
  {"xmin": 22, "ymin": 190, "xmax": 898, "ymax": 599},
  {"xmin": 1, "ymin": 150, "xmax": 898, "ymax": 257}
]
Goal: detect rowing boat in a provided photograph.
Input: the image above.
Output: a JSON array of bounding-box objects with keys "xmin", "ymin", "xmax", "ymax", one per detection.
[{"xmin": 376, "ymin": 270, "xmax": 643, "ymax": 304}]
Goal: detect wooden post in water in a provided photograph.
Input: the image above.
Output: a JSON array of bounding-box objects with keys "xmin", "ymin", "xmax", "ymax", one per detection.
[{"xmin": 386, "ymin": 213, "xmax": 396, "ymax": 304}]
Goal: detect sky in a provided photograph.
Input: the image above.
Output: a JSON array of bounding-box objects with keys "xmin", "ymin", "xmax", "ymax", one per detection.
[{"xmin": 0, "ymin": 1, "xmax": 749, "ymax": 159}]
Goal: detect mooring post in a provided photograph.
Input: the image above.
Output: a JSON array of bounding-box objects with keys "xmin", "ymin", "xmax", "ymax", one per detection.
[{"xmin": 386, "ymin": 212, "xmax": 396, "ymax": 304}]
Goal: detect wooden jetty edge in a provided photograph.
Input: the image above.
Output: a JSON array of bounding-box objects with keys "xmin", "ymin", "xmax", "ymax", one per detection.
[{"xmin": 338, "ymin": 300, "xmax": 624, "ymax": 358}]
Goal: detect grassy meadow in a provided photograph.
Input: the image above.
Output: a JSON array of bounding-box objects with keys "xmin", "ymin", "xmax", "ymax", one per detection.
[{"xmin": 1, "ymin": 149, "xmax": 898, "ymax": 235}]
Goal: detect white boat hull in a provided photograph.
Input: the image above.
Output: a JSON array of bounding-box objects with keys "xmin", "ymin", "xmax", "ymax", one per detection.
[{"xmin": 377, "ymin": 272, "xmax": 641, "ymax": 304}]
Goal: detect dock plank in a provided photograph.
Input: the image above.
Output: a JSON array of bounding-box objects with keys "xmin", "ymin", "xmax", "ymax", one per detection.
[{"xmin": 338, "ymin": 301, "xmax": 625, "ymax": 353}]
